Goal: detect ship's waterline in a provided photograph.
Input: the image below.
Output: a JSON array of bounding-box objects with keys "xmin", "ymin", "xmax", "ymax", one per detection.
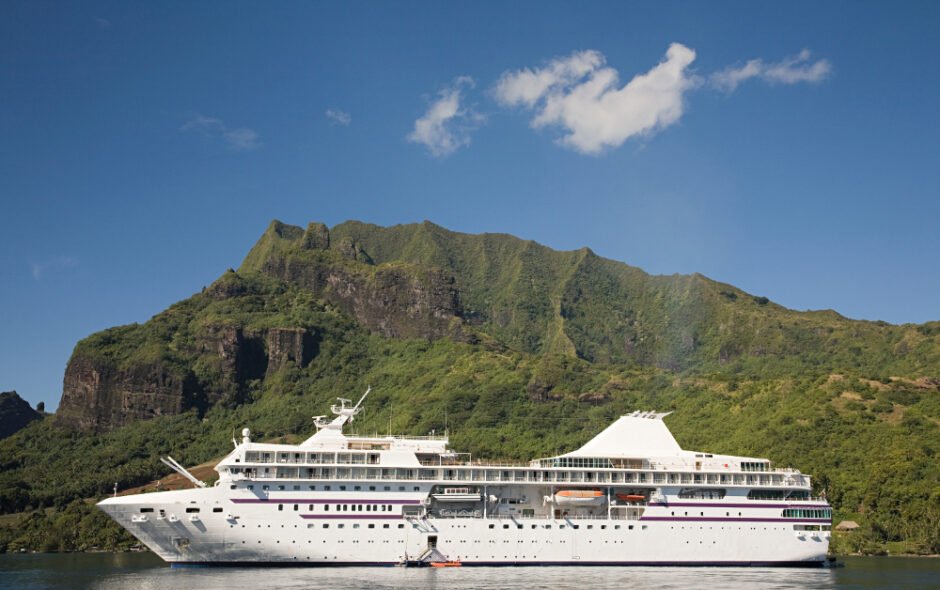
[{"xmin": 99, "ymin": 389, "xmax": 831, "ymax": 566}]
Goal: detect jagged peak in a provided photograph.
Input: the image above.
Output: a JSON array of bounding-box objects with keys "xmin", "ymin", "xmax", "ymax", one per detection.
[
  {"xmin": 266, "ymin": 219, "xmax": 304, "ymax": 240},
  {"xmin": 300, "ymin": 222, "xmax": 330, "ymax": 250}
]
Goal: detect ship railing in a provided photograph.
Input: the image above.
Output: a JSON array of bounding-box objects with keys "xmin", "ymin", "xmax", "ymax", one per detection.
[
  {"xmin": 233, "ymin": 470, "xmax": 818, "ymax": 490},
  {"xmin": 415, "ymin": 460, "xmax": 532, "ymax": 468},
  {"xmin": 381, "ymin": 434, "xmax": 449, "ymax": 441}
]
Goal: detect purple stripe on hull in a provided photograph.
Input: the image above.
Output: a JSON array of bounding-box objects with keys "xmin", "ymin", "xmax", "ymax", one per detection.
[
  {"xmin": 640, "ymin": 516, "xmax": 831, "ymax": 523},
  {"xmin": 299, "ymin": 514, "xmax": 402, "ymax": 520},
  {"xmin": 648, "ymin": 502, "xmax": 830, "ymax": 509},
  {"xmin": 231, "ymin": 499, "xmax": 421, "ymax": 504}
]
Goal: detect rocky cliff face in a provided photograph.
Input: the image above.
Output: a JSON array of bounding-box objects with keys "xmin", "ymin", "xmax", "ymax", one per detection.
[
  {"xmin": 56, "ymin": 323, "xmax": 319, "ymax": 433},
  {"xmin": 0, "ymin": 391, "xmax": 41, "ymax": 439},
  {"xmin": 55, "ymin": 356, "xmax": 193, "ymax": 431},
  {"xmin": 256, "ymin": 220, "xmax": 467, "ymax": 341},
  {"xmin": 260, "ymin": 256, "xmax": 465, "ymax": 341}
]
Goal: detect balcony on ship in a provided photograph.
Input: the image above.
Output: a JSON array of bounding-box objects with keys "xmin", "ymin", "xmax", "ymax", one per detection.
[{"xmin": 223, "ymin": 458, "xmax": 814, "ymax": 496}]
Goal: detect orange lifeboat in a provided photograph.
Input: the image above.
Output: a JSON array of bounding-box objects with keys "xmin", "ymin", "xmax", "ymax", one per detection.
[
  {"xmin": 616, "ymin": 494, "xmax": 646, "ymax": 503},
  {"xmin": 430, "ymin": 560, "xmax": 463, "ymax": 567},
  {"xmin": 554, "ymin": 490, "xmax": 605, "ymax": 505}
]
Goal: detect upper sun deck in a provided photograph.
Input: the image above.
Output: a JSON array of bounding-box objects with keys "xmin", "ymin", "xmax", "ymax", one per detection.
[{"xmin": 216, "ymin": 394, "xmax": 806, "ymax": 486}]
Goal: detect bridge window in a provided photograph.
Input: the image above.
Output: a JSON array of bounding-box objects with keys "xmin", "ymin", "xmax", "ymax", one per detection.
[{"xmin": 741, "ymin": 462, "xmax": 768, "ymax": 472}]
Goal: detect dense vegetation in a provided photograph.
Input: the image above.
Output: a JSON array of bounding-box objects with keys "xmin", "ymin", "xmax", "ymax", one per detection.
[{"xmin": 1, "ymin": 220, "xmax": 938, "ymax": 555}]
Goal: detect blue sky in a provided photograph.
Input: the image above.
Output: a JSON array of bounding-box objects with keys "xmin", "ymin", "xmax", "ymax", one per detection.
[{"xmin": 2, "ymin": 1, "xmax": 939, "ymax": 410}]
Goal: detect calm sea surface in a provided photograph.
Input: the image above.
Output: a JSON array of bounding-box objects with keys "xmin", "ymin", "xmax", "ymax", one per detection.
[{"xmin": 0, "ymin": 553, "xmax": 937, "ymax": 590}]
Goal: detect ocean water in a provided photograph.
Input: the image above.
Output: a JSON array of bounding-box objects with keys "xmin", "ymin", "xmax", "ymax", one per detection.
[{"xmin": 0, "ymin": 553, "xmax": 936, "ymax": 590}]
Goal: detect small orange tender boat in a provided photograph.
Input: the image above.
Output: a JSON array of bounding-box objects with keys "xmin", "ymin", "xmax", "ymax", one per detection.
[
  {"xmin": 616, "ymin": 494, "xmax": 646, "ymax": 503},
  {"xmin": 556, "ymin": 489, "xmax": 604, "ymax": 498},
  {"xmin": 430, "ymin": 560, "xmax": 463, "ymax": 567}
]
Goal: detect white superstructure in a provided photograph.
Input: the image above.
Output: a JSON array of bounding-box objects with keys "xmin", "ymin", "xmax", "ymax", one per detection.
[{"xmin": 99, "ymin": 390, "xmax": 832, "ymax": 567}]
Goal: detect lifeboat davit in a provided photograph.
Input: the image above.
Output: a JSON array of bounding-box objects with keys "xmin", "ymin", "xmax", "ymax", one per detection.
[
  {"xmin": 616, "ymin": 494, "xmax": 646, "ymax": 503},
  {"xmin": 554, "ymin": 490, "xmax": 605, "ymax": 505}
]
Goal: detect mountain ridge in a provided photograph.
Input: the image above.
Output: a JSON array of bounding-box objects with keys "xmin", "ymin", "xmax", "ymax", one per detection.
[{"xmin": 53, "ymin": 219, "xmax": 940, "ymax": 433}]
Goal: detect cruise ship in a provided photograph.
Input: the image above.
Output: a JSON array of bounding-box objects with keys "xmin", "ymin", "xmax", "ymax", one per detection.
[{"xmin": 98, "ymin": 389, "xmax": 832, "ymax": 566}]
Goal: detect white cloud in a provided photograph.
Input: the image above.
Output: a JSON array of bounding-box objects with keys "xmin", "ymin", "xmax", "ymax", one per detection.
[
  {"xmin": 180, "ymin": 114, "xmax": 261, "ymax": 151},
  {"xmin": 222, "ymin": 127, "xmax": 260, "ymax": 150},
  {"xmin": 407, "ymin": 77, "xmax": 483, "ymax": 157},
  {"xmin": 31, "ymin": 257, "xmax": 77, "ymax": 280},
  {"xmin": 711, "ymin": 49, "xmax": 832, "ymax": 92},
  {"xmin": 326, "ymin": 109, "xmax": 351, "ymax": 126},
  {"xmin": 494, "ymin": 44, "xmax": 698, "ymax": 154},
  {"xmin": 494, "ymin": 50, "xmax": 604, "ymax": 108}
]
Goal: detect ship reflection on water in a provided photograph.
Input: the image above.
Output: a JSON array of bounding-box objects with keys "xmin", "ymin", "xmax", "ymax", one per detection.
[{"xmin": 4, "ymin": 553, "xmax": 938, "ymax": 590}]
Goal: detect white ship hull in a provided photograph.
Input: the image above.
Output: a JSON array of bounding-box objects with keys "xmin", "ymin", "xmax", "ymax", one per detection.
[{"xmin": 99, "ymin": 485, "xmax": 830, "ymax": 567}]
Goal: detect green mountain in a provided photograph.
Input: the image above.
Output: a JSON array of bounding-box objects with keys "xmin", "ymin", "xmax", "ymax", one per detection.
[
  {"xmin": 0, "ymin": 391, "xmax": 41, "ymax": 439},
  {"xmin": 1, "ymin": 220, "xmax": 938, "ymax": 555}
]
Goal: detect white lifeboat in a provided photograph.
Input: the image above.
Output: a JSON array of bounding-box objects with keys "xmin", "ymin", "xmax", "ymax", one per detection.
[{"xmin": 431, "ymin": 487, "xmax": 483, "ymax": 502}]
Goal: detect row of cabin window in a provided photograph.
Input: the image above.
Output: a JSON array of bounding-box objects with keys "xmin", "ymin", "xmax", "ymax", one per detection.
[
  {"xmin": 311, "ymin": 523, "xmax": 406, "ymax": 529},
  {"xmin": 304, "ymin": 523, "xmax": 647, "ymax": 531},
  {"xmin": 263, "ymin": 470, "xmax": 786, "ymax": 488},
  {"xmin": 490, "ymin": 523, "xmax": 639, "ymax": 530},
  {"xmin": 242, "ymin": 452, "xmax": 381, "ymax": 464},
  {"xmin": 139, "ymin": 507, "xmax": 222, "ymax": 514},
  {"xmin": 236, "ymin": 466, "xmax": 780, "ymax": 483},
  {"xmin": 278, "ymin": 504, "xmax": 395, "ymax": 512},
  {"xmin": 232, "ymin": 484, "xmax": 422, "ymax": 492}
]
